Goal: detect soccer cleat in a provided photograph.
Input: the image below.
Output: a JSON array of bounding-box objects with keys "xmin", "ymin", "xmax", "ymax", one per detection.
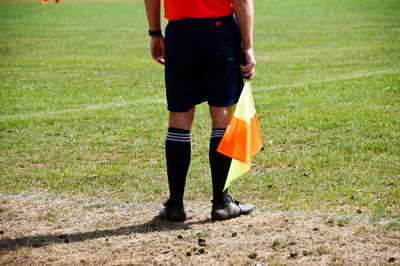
[
  {"xmin": 211, "ymin": 196, "xmax": 254, "ymax": 221},
  {"xmin": 159, "ymin": 200, "xmax": 187, "ymax": 222},
  {"xmin": 40, "ymin": 0, "xmax": 48, "ymax": 4}
]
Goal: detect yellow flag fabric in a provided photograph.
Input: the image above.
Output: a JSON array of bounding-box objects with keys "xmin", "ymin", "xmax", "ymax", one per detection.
[{"xmin": 217, "ymin": 80, "xmax": 263, "ymax": 190}]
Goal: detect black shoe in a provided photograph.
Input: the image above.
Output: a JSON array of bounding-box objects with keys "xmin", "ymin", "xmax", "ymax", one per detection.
[
  {"xmin": 211, "ymin": 196, "xmax": 254, "ymax": 221},
  {"xmin": 159, "ymin": 200, "xmax": 187, "ymax": 222}
]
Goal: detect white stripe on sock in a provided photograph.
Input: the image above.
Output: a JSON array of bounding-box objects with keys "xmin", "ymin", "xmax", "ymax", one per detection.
[
  {"xmin": 167, "ymin": 132, "xmax": 190, "ymax": 137},
  {"xmin": 166, "ymin": 137, "xmax": 191, "ymax": 142},
  {"xmin": 211, "ymin": 129, "xmax": 226, "ymax": 138},
  {"xmin": 166, "ymin": 132, "xmax": 191, "ymax": 142},
  {"xmin": 167, "ymin": 137, "xmax": 191, "ymax": 141}
]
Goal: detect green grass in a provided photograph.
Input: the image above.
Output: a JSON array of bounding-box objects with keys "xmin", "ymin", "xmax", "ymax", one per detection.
[{"xmin": 0, "ymin": 0, "xmax": 399, "ymax": 220}]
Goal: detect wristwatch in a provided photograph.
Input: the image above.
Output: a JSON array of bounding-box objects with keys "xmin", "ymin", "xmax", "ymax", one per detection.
[{"xmin": 148, "ymin": 29, "xmax": 162, "ymax": 36}]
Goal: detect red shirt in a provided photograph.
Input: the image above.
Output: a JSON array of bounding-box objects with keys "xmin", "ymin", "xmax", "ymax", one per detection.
[{"xmin": 164, "ymin": 0, "xmax": 234, "ymax": 21}]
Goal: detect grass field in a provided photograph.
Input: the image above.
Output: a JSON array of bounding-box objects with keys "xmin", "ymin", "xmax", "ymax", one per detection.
[{"xmin": 0, "ymin": 0, "xmax": 399, "ymax": 225}]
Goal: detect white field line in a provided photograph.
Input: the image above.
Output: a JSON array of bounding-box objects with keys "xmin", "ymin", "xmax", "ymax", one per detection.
[
  {"xmin": 254, "ymin": 69, "xmax": 400, "ymax": 91},
  {"xmin": 1, "ymin": 69, "xmax": 398, "ymax": 120},
  {"xmin": 1, "ymin": 98, "xmax": 165, "ymax": 120}
]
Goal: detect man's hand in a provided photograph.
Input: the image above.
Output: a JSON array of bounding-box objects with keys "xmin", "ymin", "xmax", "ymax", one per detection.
[
  {"xmin": 150, "ymin": 35, "xmax": 165, "ymax": 65},
  {"xmin": 144, "ymin": 0, "xmax": 164, "ymax": 64},
  {"xmin": 233, "ymin": 0, "xmax": 255, "ymax": 80},
  {"xmin": 239, "ymin": 47, "xmax": 256, "ymax": 80}
]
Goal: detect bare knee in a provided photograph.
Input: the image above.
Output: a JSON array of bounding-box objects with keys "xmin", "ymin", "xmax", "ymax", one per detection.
[
  {"xmin": 169, "ymin": 107, "xmax": 195, "ymax": 130},
  {"xmin": 210, "ymin": 106, "xmax": 234, "ymax": 129}
]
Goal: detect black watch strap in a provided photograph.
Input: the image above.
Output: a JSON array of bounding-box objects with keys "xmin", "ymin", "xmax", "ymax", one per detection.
[{"xmin": 148, "ymin": 29, "xmax": 162, "ymax": 36}]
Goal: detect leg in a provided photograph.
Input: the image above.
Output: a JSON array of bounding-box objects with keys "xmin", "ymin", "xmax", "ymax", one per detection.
[
  {"xmin": 169, "ymin": 107, "xmax": 195, "ymax": 130},
  {"xmin": 209, "ymin": 106, "xmax": 234, "ymax": 204},
  {"xmin": 160, "ymin": 107, "xmax": 195, "ymax": 221},
  {"xmin": 209, "ymin": 106, "xmax": 255, "ymax": 221},
  {"xmin": 210, "ymin": 106, "xmax": 233, "ymax": 129},
  {"xmin": 165, "ymin": 107, "xmax": 194, "ymax": 207}
]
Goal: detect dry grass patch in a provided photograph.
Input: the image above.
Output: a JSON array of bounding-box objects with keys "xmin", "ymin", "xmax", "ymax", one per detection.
[{"xmin": 0, "ymin": 194, "xmax": 399, "ymax": 265}]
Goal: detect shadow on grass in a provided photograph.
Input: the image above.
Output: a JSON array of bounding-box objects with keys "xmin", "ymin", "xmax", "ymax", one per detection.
[{"xmin": 0, "ymin": 216, "xmax": 212, "ymax": 251}]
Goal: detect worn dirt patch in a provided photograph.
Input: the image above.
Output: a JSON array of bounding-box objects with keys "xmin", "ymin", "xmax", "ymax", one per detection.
[{"xmin": 0, "ymin": 195, "xmax": 399, "ymax": 265}]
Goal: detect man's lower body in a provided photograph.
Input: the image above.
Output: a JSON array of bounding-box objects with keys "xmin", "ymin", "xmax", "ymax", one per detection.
[{"xmin": 159, "ymin": 15, "xmax": 254, "ymax": 222}]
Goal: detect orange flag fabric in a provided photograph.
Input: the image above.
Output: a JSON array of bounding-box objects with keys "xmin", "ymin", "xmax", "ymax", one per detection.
[{"xmin": 217, "ymin": 80, "xmax": 263, "ymax": 190}]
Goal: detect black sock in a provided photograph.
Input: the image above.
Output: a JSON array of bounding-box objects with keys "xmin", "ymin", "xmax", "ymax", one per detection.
[
  {"xmin": 209, "ymin": 128, "xmax": 232, "ymax": 204},
  {"xmin": 165, "ymin": 127, "xmax": 191, "ymax": 208}
]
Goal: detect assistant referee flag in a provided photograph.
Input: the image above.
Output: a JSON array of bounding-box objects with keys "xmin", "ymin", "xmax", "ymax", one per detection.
[{"xmin": 217, "ymin": 80, "xmax": 263, "ymax": 191}]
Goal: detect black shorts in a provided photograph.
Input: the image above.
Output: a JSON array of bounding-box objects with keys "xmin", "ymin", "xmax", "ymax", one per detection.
[{"xmin": 165, "ymin": 15, "xmax": 244, "ymax": 112}]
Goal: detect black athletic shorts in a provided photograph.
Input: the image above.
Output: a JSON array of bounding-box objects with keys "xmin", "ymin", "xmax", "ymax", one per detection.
[{"xmin": 164, "ymin": 14, "xmax": 244, "ymax": 112}]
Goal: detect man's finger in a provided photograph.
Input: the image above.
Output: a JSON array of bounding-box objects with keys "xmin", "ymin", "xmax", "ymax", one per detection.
[
  {"xmin": 239, "ymin": 68, "xmax": 254, "ymax": 78},
  {"xmin": 152, "ymin": 55, "xmax": 165, "ymax": 65},
  {"xmin": 241, "ymin": 69, "xmax": 255, "ymax": 80},
  {"xmin": 239, "ymin": 63, "xmax": 255, "ymax": 72}
]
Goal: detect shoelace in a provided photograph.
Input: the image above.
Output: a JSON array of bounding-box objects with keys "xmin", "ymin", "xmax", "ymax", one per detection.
[
  {"xmin": 229, "ymin": 195, "xmax": 241, "ymax": 206},
  {"xmin": 211, "ymin": 196, "xmax": 242, "ymax": 206}
]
